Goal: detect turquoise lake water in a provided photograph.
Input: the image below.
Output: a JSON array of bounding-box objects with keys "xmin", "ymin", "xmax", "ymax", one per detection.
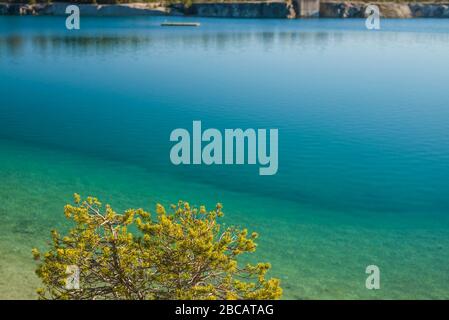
[{"xmin": 1, "ymin": 16, "xmax": 449, "ymax": 299}]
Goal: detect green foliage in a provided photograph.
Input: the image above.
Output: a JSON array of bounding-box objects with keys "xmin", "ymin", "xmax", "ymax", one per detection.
[
  {"xmin": 183, "ymin": 0, "xmax": 193, "ymax": 8},
  {"xmin": 33, "ymin": 194, "xmax": 282, "ymax": 300}
]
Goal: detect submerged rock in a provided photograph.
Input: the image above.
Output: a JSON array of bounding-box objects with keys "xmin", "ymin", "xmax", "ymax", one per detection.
[
  {"xmin": 0, "ymin": 3, "xmax": 7, "ymax": 15},
  {"xmin": 410, "ymin": 3, "xmax": 449, "ymax": 18}
]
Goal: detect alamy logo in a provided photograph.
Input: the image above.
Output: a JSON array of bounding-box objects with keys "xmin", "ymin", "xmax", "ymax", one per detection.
[
  {"xmin": 365, "ymin": 5, "xmax": 380, "ymax": 30},
  {"xmin": 365, "ymin": 265, "xmax": 380, "ymax": 289},
  {"xmin": 170, "ymin": 121, "xmax": 278, "ymax": 175},
  {"xmin": 65, "ymin": 265, "xmax": 80, "ymax": 290},
  {"xmin": 65, "ymin": 5, "xmax": 80, "ymax": 30}
]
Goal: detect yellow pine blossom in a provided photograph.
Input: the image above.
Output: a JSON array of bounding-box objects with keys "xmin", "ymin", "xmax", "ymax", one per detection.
[{"xmin": 32, "ymin": 194, "xmax": 282, "ymax": 300}]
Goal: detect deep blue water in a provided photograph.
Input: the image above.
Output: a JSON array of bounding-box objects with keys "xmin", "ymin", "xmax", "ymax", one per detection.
[{"xmin": 1, "ymin": 16, "xmax": 449, "ymax": 299}]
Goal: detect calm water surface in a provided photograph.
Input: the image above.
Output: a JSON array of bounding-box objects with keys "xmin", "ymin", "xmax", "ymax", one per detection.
[{"xmin": 1, "ymin": 16, "xmax": 449, "ymax": 299}]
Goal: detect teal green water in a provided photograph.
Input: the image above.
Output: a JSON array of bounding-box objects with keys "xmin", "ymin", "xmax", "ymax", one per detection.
[{"xmin": 1, "ymin": 16, "xmax": 449, "ymax": 299}]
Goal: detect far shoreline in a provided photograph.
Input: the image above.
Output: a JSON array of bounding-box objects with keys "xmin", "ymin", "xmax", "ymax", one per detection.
[{"xmin": 1, "ymin": 1, "xmax": 449, "ymax": 19}]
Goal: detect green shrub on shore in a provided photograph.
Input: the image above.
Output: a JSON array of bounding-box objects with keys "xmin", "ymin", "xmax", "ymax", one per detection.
[{"xmin": 32, "ymin": 194, "xmax": 282, "ymax": 300}]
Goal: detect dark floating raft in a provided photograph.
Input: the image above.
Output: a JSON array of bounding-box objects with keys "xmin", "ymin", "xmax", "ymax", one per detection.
[{"xmin": 161, "ymin": 22, "xmax": 201, "ymax": 27}]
